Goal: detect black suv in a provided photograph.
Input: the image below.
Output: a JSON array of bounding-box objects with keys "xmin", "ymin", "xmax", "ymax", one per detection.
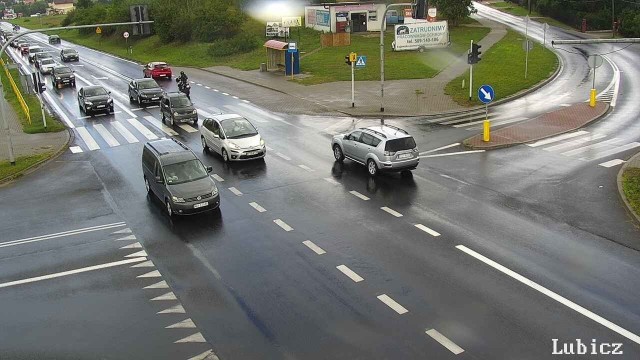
[
  {"xmin": 128, "ymin": 78, "xmax": 163, "ymax": 105},
  {"xmin": 160, "ymin": 92, "xmax": 197, "ymax": 126},
  {"xmin": 48, "ymin": 35, "xmax": 61, "ymax": 44},
  {"xmin": 78, "ymin": 85, "xmax": 113, "ymax": 115},
  {"xmin": 142, "ymin": 138, "xmax": 220, "ymax": 217},
  {"xmin": 60, "ymin": 48, "xmax": 79, "ymax": 62},
  {"xmin": 51, "ymin": 65, "xmax": 75, "ymax": 88}
]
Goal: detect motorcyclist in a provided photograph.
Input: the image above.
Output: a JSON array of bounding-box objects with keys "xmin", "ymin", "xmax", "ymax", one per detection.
[
  {"xmin": 178, "ymin": 71, "xmax": 188, "ymax": 87},
  {"xmin": 177, "ymin": 71, "xmax": 191, "ymax": 99}
]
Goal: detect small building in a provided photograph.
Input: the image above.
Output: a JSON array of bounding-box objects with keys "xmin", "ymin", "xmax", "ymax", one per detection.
[
  {"xmin": 305, "ymin": 2, "xmax": 387, "ymax": 33},
  {"xmin": 48, "ymin": 0, "xmax": 75, "ymax": 15}
]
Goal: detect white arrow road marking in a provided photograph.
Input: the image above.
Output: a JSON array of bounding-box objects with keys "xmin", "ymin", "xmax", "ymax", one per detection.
[
  {"xmin": 0, "ymin": 257, "xmax": 146, "ymax": 289},
  {"xmin": 158, "ymin": 304, "xmax": 186, "ymax": 314},
  {"xmin": 175, "ymin": 332, "xmax": 207, "ymax": 343},
  {"xmin": 150, "ymin": 292, "xmax": 177, "ymax": 301},
  {"xmin": 143, "ymin": 280, "xmax": 168, "ymax": 289},
  {"xmin": 136, "ymin": 270, "xmax": 161, "ymax": 278},
  {"xmin": 166, "ymin": 318, "xmax": 196, "ymax": 329}
]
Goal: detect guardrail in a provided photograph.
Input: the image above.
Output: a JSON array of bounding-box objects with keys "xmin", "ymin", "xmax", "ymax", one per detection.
[{"xmin": 0, "ymin": 58, "xmax": 31, "ymax": 124}]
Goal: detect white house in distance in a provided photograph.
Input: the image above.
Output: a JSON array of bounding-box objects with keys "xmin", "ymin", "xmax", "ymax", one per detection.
[{"xmin": 305, "ymin": 2, "xmax": 386, "ymax": 33}]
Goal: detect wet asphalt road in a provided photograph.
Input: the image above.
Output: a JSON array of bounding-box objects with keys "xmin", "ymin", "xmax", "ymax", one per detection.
[{"xmin": 0, "ymin": 14, "xmax": 639, "ymax": 360}]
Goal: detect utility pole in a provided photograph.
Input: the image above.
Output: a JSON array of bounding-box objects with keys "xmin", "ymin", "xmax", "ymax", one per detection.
[
  {"xmin": 469, "ymin": 40, "xmax": 473, "ymax": 101},
  {"xmin": 379, "ymin": 3, "xmax": 412, "ymax": 112},
  {"xmin": 612, "ymin": 0, "xmax": 615, "ymax": 38},
  {"xmin": 528, "ymin": 0, "xmax": 531, "ymax": 15}
]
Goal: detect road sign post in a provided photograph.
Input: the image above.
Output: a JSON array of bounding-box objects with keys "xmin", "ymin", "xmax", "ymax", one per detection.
[
  {"xmin": 349, "ymin": 52, "xmax": 357, "ymax": 107},
  {"xmin": 478, "ymin": 85, "xmax": 494, "ymax": 142},
  {"xmin": 588, "ymin": 54, "xmax": 603, "ymax": 107}
]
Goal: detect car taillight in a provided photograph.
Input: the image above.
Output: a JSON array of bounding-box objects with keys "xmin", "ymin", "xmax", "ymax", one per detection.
[{"xmin": 384, "ymin": 151, "xmax": 396, "ymax": 156}]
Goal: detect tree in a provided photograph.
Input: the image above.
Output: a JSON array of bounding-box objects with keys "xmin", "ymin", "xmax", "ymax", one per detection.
[
  {"xmin": 76, "ymin": 0, "xmax": 93, "ymax": 10},
  {"xmin": 430, "ymin": 0, "xmax": 475, "ymax": 26}
]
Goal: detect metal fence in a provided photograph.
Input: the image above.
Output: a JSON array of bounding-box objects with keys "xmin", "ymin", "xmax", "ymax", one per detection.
[{"xmin": 0, "ymin": 58, "xmax": 30, "ymax": 124}]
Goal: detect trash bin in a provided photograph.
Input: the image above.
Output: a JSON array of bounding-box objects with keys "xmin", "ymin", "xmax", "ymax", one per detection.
[{"xmin": 260, "ymin": 63, "xmax": 267, "ymax": 72}]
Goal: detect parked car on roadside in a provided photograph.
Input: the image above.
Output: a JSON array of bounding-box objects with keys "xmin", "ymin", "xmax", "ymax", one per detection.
[
  {"xmin": 200, "ymin": 114, "xmax": 266, "ymax": 163},
  {"xmin": 51, "ymin": 65, "xmax": 75, "ymax": 88},
  {"xmin": 128, "ymin": 78, "xmax": 163, "ymax": 105},
  {"xmin": 331, "ymin": 125, "xmax": 419, "ymax": 176},
  {"xmin": 60, "ymin": 48, "xmax": 79, "ymax": 62},
  {"xmin": 160, "ymin": 92, "xmax": 197, "ymax": 126},
  {"xmin": 48, "ymin": 35, "xmax": 60, "ymax": 44},
  {"xmin": 77, "ymin": 85, "xmax": 114, "ymax": 115},
  {"xmin": 142, "ymin": 138, "xmax": 220, "ymax": 217},
  {"xmin": 143, "ymin": 62, "xmax": 172, "ymax": 79}
]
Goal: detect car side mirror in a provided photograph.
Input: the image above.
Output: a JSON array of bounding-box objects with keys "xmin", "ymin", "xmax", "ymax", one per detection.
[
  {"xmin": 108, "ymin": 91, "xmax": 111, "ymax": 94},
  {"xmin": 212, "ymin": 133, "xmax": 219, "ymax": 138},
  {"xmin": 155, "ymin": 176, "xmax": 163, "ymax": 184},
  {"xmin": 220, "ymin": 134, "xmax": 226, "ymax": 140},
  {"xmin": 206, "ymin": 166, "xmax": 213, "ymax": 173},
  {"xmin": 344, "ymin": 135, "xmax": 349, "ymax": 140}
]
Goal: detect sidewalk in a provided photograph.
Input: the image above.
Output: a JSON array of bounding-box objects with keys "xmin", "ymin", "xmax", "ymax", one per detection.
[
  {"xmin": 464, "ymin": 102, "xmax": 609, "ymax": 149},
  {"xmin": 202, "ymin": 17, "xmax": 508, "ymax": 117},
  {"xmin": 0, "ymin": 96, "xmax": 69, "ymax": 162}
]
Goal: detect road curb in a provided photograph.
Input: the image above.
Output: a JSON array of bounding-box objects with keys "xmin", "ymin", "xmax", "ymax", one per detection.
[
  {"xmin": 616, "ymin": 152, "xmax": 640, "ymax": 227},
  {"xmin": 0, "ymin": 127, "xmax": 71, "ymax": 187}
]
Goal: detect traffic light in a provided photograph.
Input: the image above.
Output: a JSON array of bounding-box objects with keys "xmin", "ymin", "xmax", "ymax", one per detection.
[
  {"xmin": 345, "ymin": 54, "xmax": 352, "ymax": 65},
  {"xmin": 38, "ymin": 82, "xmax": 46, "ymax": 94},
  {"xmin": 469, "ymin": 43, "xmax": 482, "ymax": 64},
  {"xmin": 32, "ymin": 72, "xmax": 46, "ymax": 94}
]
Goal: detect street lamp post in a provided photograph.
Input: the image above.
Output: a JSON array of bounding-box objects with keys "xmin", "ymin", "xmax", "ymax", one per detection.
[{"xmin": 380, "ymin": 3, "xmax": 412, "ymax": 113}]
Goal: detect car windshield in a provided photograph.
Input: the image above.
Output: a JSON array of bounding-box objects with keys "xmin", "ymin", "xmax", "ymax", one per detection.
[
  {"xmin": 31, "ymin": 48, "xmax": 43, "ymax": 53},
  {"xmin": 41, "ymin": 59, "xmax": 54, "ymax": 65},
  {"xmin": 138, "ymin": 80, "xmax": 159, "ymax": 90},
  {"xmin": 62, "ymin": 49, "xmax": 77, "ymax": 54},
  {"xmin": 55, "ymin": 67, "xmax": 72, "ymax": 74},
  {"xmin": 85, "ymin": 87, "xmax": 108, "ymax": 97},
  {"xmin": 385, "ymin": 137, "xmax": 416, "ymax": 152},
  {"xmin": 153, "ymin": 63, "xmax": 168, "ymax": 69},
  {"xmin": 171, "ymin": 96, "xmax": 192, "ymax": 108},
  {"xmin": 221, "ymin": 118, "xmax": 258, "ymax": 139},
  {"xmin": 163, "ymin": 160, "xmax": 208, "ymax": 185}
]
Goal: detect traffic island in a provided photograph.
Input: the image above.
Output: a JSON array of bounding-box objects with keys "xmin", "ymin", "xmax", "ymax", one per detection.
[
  {"xmin": 617, "ymin": 152, "xmax": 640, "ymax": 225},
  {"xmin": 463, "ymin": 102, "xmax": 609, "ymax": 150}
]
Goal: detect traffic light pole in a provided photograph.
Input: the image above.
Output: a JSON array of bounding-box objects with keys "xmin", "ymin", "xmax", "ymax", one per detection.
[
  {"xmin": 379, "ymin": 3, "xmax": 412, "ymax": 112},
  {"xmin": 351, "ymin": 60, "xmax": 355, "ymax": 108},
  {"xmin": 525, "ymin": 16, "xmax": 530, "ymax": 79},
  {"xmin": 469, "ymin": 40, "xmax": 473, "ymax": 101}
]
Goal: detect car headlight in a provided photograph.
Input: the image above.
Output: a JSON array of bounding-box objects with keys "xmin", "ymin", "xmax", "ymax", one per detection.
[
  {"xmin": 173, "ymin": 111, "xmax": 179, "ymax": 116},
  {"xmin": 260, "ymin": 139, "xmax": 265, "ymax": 146},
  {"xmin": 228, "ymin": 142, "xmax": 239, "ymax": 149},
  {"xmin": 192, "ymin": 109, "xmax": 197, "ymax": 114},
  {"xmin": 412, "ymin": 148, "xmax": 419, "ymax": 153},
  {"xmin": 211, "ymin": 187, "xmax": 218, "ymax": 196},
  {"xmin": 85, "ymin": 101, "xmax": 93, "ymax": 106},
  {"xmin": 55, "ymin": 76, "xmax": 61, "ymax": 80},
  {"xmin": 107, "ymin": 98, "xmax": 113, "ymax": 104},
  {"xmin": 70, "ymin": 74, "xmax": 75, "ymax": 78},
  {"xmin": 171, "ymin": 196, "xmax": 185, "ymax": 203}
]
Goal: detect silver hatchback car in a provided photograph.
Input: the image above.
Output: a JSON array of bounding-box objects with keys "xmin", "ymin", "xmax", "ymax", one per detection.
[{"xmin": 332, "ymin": 125, "xmax": 419, "ymax": 176}]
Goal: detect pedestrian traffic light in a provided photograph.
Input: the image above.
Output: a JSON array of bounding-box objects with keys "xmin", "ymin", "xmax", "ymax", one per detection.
[
  {"xmin": 38, "ymin": 82, "xmax": 46, "ymax": 93},
  {"xmin": 345, "ymin": 54, "xmax": 352, "ymax": 65},
  {"xmin": 471, "ymin": 43, "xmax": 482, "ymax": 64}
]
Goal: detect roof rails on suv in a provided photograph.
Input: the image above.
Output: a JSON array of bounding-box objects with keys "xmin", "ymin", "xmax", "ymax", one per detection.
[
  {"xmin": 382, "ymin": 124, "xmax": 409, "ymax": 135},
  {"xmin": 360, "ymin": 128, "xmax": 387, "ymax": 139}
]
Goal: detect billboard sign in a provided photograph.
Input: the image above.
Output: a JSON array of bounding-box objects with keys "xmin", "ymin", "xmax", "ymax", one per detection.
[
  {"xmin": 393, "ymin": 21, "xmax": 449, "ymax": 51},
  {"xmin": 266, "ymin": 22, "xmax": 289, "ymax": 37},
  {"xmin": 317, "ymin": 10, "xmax": 330, "ymax": 26},
  {"xmin": 282, "ymin": 16, "xmax": 302, "ymax": 28}
]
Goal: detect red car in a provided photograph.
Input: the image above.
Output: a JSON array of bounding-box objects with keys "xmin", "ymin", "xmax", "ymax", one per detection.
[
  {"xmin": 19, "ymin": 43, "xmax": 30, "ymax": 55},
  {"xmin": 143, "ymin": 62, "xmax": 172, "ymax": 80}
]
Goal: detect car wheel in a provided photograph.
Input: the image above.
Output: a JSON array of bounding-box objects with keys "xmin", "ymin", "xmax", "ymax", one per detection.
[
  {"xmin": 129, "ymin": 94, "xmax": 134, "ymax": 103},
  {"xmin": 222, "ymin": 149, "xmax": 229, "ymax": 163},
  {"xmin": 79, "ymin": 104, "xmax": 84, "ymax": 114},
  {"xmin": 192, "ymin": 119, "xmax": 197, "ymax": 126},
  {"xmin": 367, "ymin": 159, "xmax": 378, "ymax": 176},
  {"xmin": 168, "ymin": 116, "xmax": 174, "ymax": 126},
  {"xmin": 333, "ymin": 145, "xmax": 344, "ymax": 162},
  {"xmin": 144, "ymin": 177, "xmax": 151, "ymax": 195},
  {"xmin": 201, "ymin": 136, "xmax": 209, "ymax": 152},
  {"xmin": 165, "ymin": 199, "xmax": 174, "ymax": 218},
  {"xmin": 161, "ymin": 113, "xmax": 166, "ymax": 124}
]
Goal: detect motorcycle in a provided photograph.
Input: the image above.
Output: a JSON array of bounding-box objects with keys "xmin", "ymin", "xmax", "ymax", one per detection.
[{"xmin": 176, "ymin": 77, "xmax": 191, "ymax": 99}]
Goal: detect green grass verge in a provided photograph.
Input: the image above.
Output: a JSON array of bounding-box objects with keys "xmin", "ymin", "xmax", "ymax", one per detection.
[
  {"xmin": 0, "ymin": 57, "xmax": 65, "ymax": 133},
  {"xmin": 296, "ymin": 25, "xmax": 490, "ymax": 85},
  {"xmin": 8, "ymin": 15, "xmax": 66, "ymax": 29},
  {"xmin": 622, "ymin": 167, "xmax": 640, "ymax": 218},
  {"xmin": 0, "ymin": 152, "xmax": 52, "ymax": 181},
  {"xmin": 487, "ymin": 1, "xmax": 573, "ymax": 30},
  {"xmin": 445, "ymin": 29, "xmax": 558, "ymax": 106}
]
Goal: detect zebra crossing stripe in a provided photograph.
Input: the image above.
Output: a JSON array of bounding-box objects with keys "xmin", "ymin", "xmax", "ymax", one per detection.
[
  {"xmin": 561, "ymin": 138, "xmax": 624, "ymax": 157},
  {"xmin": 599, "ymin": 159, "xmax": 625, "ymax": 168},
  {"xmin": 93, "ymin": 124, "xmax": 121, "ymax": 147},
  {"xmin": 579, "ymin": 142, "xmax": 640, "ymax": 161},
  {"xmin": 127, "ymin": 118, "xmax": 158, "ymax": 140},
  {"xmin": 112, "ymin": 121, "xmax": 139, "ymax": 143},
  {"xmin": 543, "ymin": 134, "xmax": 607, "ymax": 152},
  {"xmin": 177, "ymin": 124, "xmax": 198, "ymax": 133},
  {"xmin": 144, "ymin": 116, "xmax": 179, "ymax": 136},
  {"xmin": 76, "ymin": 127, "xmax": 100, "ymax": 151},
  {"xmin": 527, "ymin": 131, "xmax": 589, "ymax": 147},
  {"xmin": 69, "ymin": 146, "xmax": 83, "ymax": 153}
]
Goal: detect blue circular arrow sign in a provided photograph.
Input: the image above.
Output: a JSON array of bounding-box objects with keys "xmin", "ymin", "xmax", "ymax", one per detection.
[{"xmin": 478, "ymin": 85, "xmax": 495, "ymax": 104}]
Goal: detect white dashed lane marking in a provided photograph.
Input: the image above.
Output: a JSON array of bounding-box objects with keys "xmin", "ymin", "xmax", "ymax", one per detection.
[
  {"xmin": 336, "ymin": 265, "xmax": 364, "ymax": 282},
  {"xmin": 249, "ymin": 202, "xmax": 266, "ymax": 212},
  {"xmin": 349, "ymin": 191, "xmax": 370, "ymax": 201},
  {"xmin": 211, "ymin": 174, "xmax": 224, "ymax": 182},
  {"xmin": 415, "ymin": 224, "xmax": 441, "ymax": 237},
  {"xmin": 324, "ymin": 177, "xmax": 340, "ymax": 185},
  {"xmin": 377, "ymin": 294, "xmax": 409, "ymax": 314},
  {"xmin": 426, "ymin": 329, "xmax": 465, "ymax": 355},
  {"xmin": 229, "ymin": 187, "xmax": 243, "ymax": 196},
  {"xmin": 298, "ymin": 164, "xmax": 314, "ymax": 172},
  {"xmin": 381, "ymin": 207, "xmax": 403, "ymax": 217},
  {"xmin": 274, "ymin": 219, "xmax": 293, "ymax": 232},
  {"xmin": 302, "ymin": 240, "xmax": 326, "ymax": 255}
]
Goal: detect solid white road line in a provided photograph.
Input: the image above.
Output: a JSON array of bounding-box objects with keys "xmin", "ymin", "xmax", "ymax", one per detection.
[
  {"xmin": 144, "ymin": 115, "xmax": 179, "ymax": 136},
  {"xmin": 543, "ymin": 134, "xmax": 607, "ymax": 152},
  {"xmin": 166, "ymin": 318, "xmax": 196, "ymax": 329},
  {"xmin": 456, "ymin": 245, "xmax": 640, "ymax": 345},
  {"xmin": 527, "ymin": 131, "xmax": 589, "ymax": 147},
  {"xmin": 599, "ymin": 159, "xmax": 625, "ymax": 168},
  {"xmin": 274, "ymin": 219, "xmax": 293, "ymax": 232},
  {"xmin": 0, "ymin": 222, "xmax": 125, "ymax": 248},
  {"xmin": 0, "ymin": 257, "xmax": 146, "ymax": 289},
  {"xmin": 211, "ymin": 174, "xmax": 224, "ymax": 182},
  {"xmin": 377, "ymin": 294, "xmax": 409, "ymax": 314},
  {"xmin": 420, "ymin": 150, "xmax": 485, "ymax": 159},
  {"xmin": 144, "ymin": 280, "xmax": 169, "ymax": 289},
  {"xmin": 298, "ymin": 164, "xmax": 314, "ymax": 172},
  {"xmin": 175, "ymin": 332, "xmax": 206, "ymax": 343},
  {"xmin": 158, "ymin": 304, "xmax": 186, "ymax": 314},
  {"xmin": 76, "ymin": 127, "xmax": 100, "ymax": 151},
  {"xmin": 425, "ymin": 329, "xmax": 465, "ymax": 355},
  {"xmin": 249, "ymin": 202, "xmax": 266, "ymax": 212},
  {"xmin": 302, "ymin": 240, "xmax": 326, "ymax": 255},
  {"xmin": 229, "ymin": 187, "xmax": 243, "ymax": 196},
  {"xmin": 43, "ymin": 91, "xmax": 75, "ymax": 128},
  {"xmin": 324, "ymin": 177, "xmax": 340, "ymax": 185},
  {"xmin": 93, "ymin": 124, "xmax": 120, "ymax": 147},
  {"xmin": 415, "ymin": 224, "xmax": 441, "ymax": 237},
  {"xmin": 69, "ymin": 146, "xmax": 83, "ymax": 153},
  {"xmin": 336, "ymin": 265, "xmax": 364, "ymax": 282},
  {"xmin": 151, "ymin": 292, "xmax": 177, "ymax": 301},
  {"xmin": 349, "ymin": 191, "xmax": 370, "ymax": 201},
  {"xmin": 91, "ymin": 75, "xmax": 108, "ymax": 80},
  {"xmin": 112, "ymin": 121, "xmax": 139, "ymax": 144},
  {"xmin": 127, "ymin": 118, "xmax": 158, "ymax": 140},
  {"xmin": 579, "ymin": 142, "xmax": 640, "ymax": 161},
  {"xmin": 146, "ymin": 105, "xmax": 160, "ymax": 109},
  {"xmin": 177, "ymin": 124, "xmax": 198, "ymax": 133},
  {"xmin": 276, "ymin": 152, "xmax": 291, "ymax": 161},
  {"xmin": 381, "ymin": 207, "xmax": 403, "ymax": 217},
  {"xmin": 420, "ymin": 143, "xmax": 460, "ymax": 155}
]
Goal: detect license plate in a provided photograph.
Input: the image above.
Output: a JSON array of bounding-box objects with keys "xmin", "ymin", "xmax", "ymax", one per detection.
[
  {"xmin": 246, "ymin": 151, "xmax": 259, "ymax": 155},
  {"xmin": 62, "ymin": 80, "xmax": 69, "ymax": 83},
  {"xmin": 194, "ymin": 202, "xmax": 208, "ymax": 209},
  {"xmin": 158, "ymin": 74, "xmax": 166, "ymax": 77},
  {"xmin": 398, "ymin": 153, "xmax": 412, "ymax": 159},
  {"xmin": 96, "ymin": 105, "xmax": 105, "ymax": 108},
  {"xmin": 151, "ymin": 97, "xmax": 159, "ymax": 100}
]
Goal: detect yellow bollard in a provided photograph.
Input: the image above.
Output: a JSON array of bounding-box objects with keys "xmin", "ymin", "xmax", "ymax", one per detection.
[
  {"xmin": 483, "ymin": 120, "xmax": 490, "ymax": 142},
  {"xmin": 589, "ymin": 89, "xmax": 596, "ymax": 107}
]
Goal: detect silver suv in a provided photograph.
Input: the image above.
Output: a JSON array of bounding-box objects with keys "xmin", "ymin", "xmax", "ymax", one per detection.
[{"xmin": 331, "ymin": 125, "xmax": 419, "ymax": 176}]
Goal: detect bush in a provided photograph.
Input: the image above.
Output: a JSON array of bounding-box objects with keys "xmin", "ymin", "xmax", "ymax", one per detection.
[
  {"xmin": 208, "ymin": 33, "xmax": 262, "ymax": 57},
  {"xmin": 620, "ymin": 9, "xmax": 640, "ymax": 37}
]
